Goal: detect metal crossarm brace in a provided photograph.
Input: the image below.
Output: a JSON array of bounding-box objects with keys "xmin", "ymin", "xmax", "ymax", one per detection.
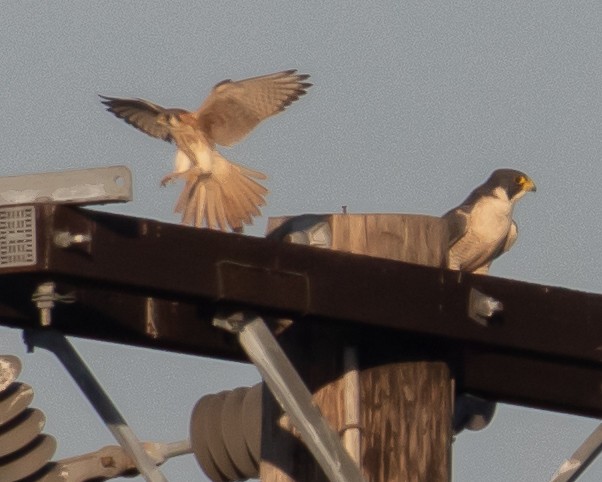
[
  {"xmin": 214, "ymin": 312, "xmax": 365, "ymax": 482},
  {"xmin": 549, "ymin": 424, "xmax": 602, "ymax": 482},
  {"xmin": 23, "ymin": 328, "xmax": 168, "ymax": 482}
]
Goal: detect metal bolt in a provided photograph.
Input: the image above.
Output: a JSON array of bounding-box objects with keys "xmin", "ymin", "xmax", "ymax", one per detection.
[
  {"xmin": 32, "ymin": 282, "xmax": 57, "ymax": 326},
  {"xmin": 54, "ymin": 231, "xmax": 92, "ymax": 249},
  {"xmin": 468, "ymin": 288, "xmax": 503, "ymax": 326},
  {"xmin": 213, "ymin": 312, "xmax": 248, "ymax": 333},
  {"xmin": 31, "ymin": 282, "xmax": 76, "ymax": 327}
]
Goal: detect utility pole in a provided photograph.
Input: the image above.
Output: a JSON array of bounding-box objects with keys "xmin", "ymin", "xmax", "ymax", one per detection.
[
  {"xmin": 1, "ymin": 178, "xmax": 602, "ymax": 481},
  {"xmin": 261, "ymin": 214, "xmax": 452, "ymax": 481}
]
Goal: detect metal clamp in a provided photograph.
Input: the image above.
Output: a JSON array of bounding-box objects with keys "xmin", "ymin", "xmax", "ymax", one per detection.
[
  {"xmin": 54, "ymin": 231, "xmax": 92, "ymax": 250},
  {"xmin": 31, "ymin": 282, "xmax": 76, "ymax": 327},
  {"xmin": 468, "ymin": 288, "xmax": 503, "ymax": 326}
]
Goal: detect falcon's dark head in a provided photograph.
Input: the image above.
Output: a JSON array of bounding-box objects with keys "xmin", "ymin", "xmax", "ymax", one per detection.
[{"xmin": 487, "ymin": 169, "xmax": 536, "ymax": 202}]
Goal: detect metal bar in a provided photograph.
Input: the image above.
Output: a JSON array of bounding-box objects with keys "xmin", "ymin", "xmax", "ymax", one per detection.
[
  {"xmin": 0, "ymin": 166, "xmax": 132, "ymax": 206},
  {"xmin": 460, "ymin": 349, "xmax": 602, "ymax": 418},
  {"xmin": 1, "ymin": 204, "xmax": 602, "ymax": 366},
  {"xmin": 160, "ymin": 439, "xmax": 192, "ymax": 459},
  {"xmin": 549, "ymin": 424, "xmax": 602, "ymax": 482},
  {"xmin": 38, "ymin": 440, "xmax": 191, "ymax": 482},
  {"xmin": 0, "ymin": 205, "xmax": 600, "ymax": 417},
  {"xmin": 19, "ymin": 203, "xmax": 601, "ymax": 368},
  {"xmin": 0, "ymin": 280, "xmax": 600, "ymax": 418},
  {"xmin": 215, "ymin": 313, "xmax": 365, "ymax": 482},
  {"xmin": 23, "ymin": 329, "xmax": 168, "ymax": 482}
]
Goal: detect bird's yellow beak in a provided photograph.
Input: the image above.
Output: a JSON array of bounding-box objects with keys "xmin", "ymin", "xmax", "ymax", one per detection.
[{"xmin": 519, "ymin": 176, "xmax": 536, "ymax": 192}]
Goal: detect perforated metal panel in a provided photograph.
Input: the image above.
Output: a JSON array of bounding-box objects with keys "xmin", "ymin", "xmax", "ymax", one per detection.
[{"xmin": 0, "ymin": 206, "xmax": 36, "ymax": 268}]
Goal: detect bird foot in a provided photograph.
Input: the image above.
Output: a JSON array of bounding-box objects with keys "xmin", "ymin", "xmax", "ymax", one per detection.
[{"xmin": 160, "ymin": 173, "xmax": 181, "ymax": 187}]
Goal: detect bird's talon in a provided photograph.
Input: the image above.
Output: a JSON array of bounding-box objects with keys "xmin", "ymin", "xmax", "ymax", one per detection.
[{"xmin": 160, "ymin": 176, "xmax": 175, "ymax": 187}]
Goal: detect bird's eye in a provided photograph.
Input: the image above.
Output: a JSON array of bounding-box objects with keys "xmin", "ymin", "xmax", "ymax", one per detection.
[{"xmin": 515, "ymin": 176, "xmax": 524, "ymax": 185}]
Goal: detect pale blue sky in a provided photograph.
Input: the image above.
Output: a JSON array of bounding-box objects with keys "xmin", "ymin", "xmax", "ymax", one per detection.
[{"xmin": 1, "ymin": 1, "xmax": 602, "ymax": 480}]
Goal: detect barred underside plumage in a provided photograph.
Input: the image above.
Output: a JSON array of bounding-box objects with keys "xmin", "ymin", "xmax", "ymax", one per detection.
[{"xmin": 443, "ymin": 169, "xmax": 535, "ymax": 274}]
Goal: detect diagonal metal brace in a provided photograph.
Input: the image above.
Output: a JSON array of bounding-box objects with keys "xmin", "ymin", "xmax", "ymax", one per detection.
[
  {"xmin": 549, "ymin": 423, "xmax": 602, "ymax": 482},
  {"xmin": 23, "ymin": 329, "xmax": 168, "ymax": 482},
  {"xmin": 214, "ymin": 312, "xmax": 365, "ymax": 482}
]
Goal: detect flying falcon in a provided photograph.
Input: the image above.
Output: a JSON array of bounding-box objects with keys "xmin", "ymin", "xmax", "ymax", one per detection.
[
  {"xmin": 443, "ymin": 169, "xmax": 536, "ymax": 274},
  {"xmin": 101, "ymin": 70, "xmax": 311, "ymax": 231}
]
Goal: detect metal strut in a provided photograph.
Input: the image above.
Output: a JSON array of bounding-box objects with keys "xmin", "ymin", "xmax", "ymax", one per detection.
[
  {"xmin": 23, "ymin": 329, "xmax": 169, "ymax": 482},
  {"xmin": 214, "ymin": 312, "xmax": 366, "ymax": 482},
  {"xmin": 549, "ymin": 424, "xmax": 602, "ymax": 482},
  {"xmin": 25, "ymin": 283, "xmax": 170, "ymax": 482}
]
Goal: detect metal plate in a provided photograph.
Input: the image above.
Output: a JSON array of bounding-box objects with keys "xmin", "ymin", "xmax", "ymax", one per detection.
[
  {"xmin": 0, "ymin": 165, "xmax": 132, "ymax": 206},
  {"xmin": 0, "ymin": 206, "xmax": 36, "ymax": 268}
]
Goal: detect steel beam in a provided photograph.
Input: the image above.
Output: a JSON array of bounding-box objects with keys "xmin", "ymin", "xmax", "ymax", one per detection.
[{"xmin": 0, "ymin": 205, "xmax": 601, "ymax": 418}]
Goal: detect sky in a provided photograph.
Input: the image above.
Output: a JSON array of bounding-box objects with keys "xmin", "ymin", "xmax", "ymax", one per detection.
[{"xmin": 1, "ymin": 1, "xmax": 602, "ymax": 481}]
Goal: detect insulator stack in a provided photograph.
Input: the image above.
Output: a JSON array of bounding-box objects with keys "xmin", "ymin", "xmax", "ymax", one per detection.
[
  {"xmin": 0, "ymin": 355, "xmax": 56, "ymax": 482},
  {"xmin": 190, "ymin": 384, "xmax": 262, "ymax": 482}
]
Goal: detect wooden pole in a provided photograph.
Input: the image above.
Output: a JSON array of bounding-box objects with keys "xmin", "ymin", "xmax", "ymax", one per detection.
[
  {"xmin": 343, "ymin": 346, "xmax": 361, "ymax": 465},
  {"xmin": 262, "ymin": 214, "xmax": 452, "ymax": 482}
]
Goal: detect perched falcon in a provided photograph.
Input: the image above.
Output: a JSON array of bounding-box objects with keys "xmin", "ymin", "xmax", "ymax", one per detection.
[
  {"xmin": 443, "ymin": 169, "xmax": 536, "ymax": 274},
  {"xmin": 100, "ymin": 70, "xmax": 311, "ymax": 231}
]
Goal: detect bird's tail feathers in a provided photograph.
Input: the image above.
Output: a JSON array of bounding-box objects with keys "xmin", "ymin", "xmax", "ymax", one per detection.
[
  {"xmin": 174, "ymin": 153, "xmax": 268, "ymax": 231},
  {"xmin": 236, "ymin": 163, "xmax": 268, "ymax": 180}
]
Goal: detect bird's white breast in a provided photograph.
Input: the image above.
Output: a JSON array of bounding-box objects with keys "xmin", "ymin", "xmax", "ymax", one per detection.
[
  {"xmin": 173, "ymin": 149, "xmax": 191, "ymax": 173},
  {"xmin": 173, "ymin": 142, "xmax": 214, "ymax": 174},
  {"xmin": 468, "ymin": 196, "xmax": 513, "ymax": 245}
]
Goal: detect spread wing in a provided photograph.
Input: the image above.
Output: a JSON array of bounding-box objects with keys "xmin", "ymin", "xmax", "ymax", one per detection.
[
  {"xmin": 100, "ymin": 95, "xmax": 187, "ymax": 142},
  {"xmin": 195, "ymin": 70, "xmax": 311, "ymax": 147}
]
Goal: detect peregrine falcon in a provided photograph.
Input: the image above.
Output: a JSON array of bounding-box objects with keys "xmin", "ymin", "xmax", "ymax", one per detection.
[
  {"xmin": 443, "ymin": 169, "xmax": 536, "ymax": 274},
  {"xmin": 101, "ymin": 70, "xmax": 311, "ymax": 232}
]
